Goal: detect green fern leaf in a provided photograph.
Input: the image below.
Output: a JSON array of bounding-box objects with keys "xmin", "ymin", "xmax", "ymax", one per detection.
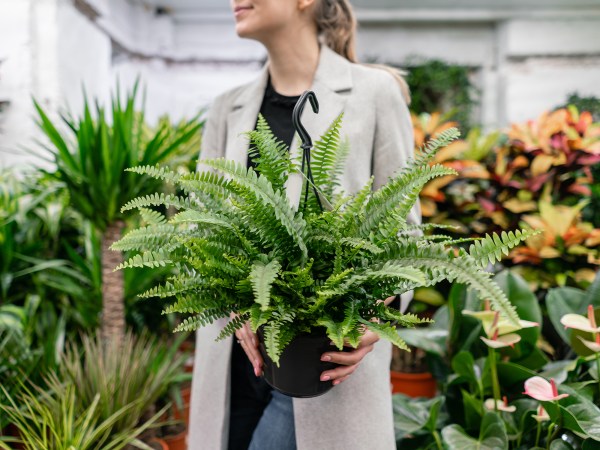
[
  {"xmin": 121, "ymin": 193, "xmax": 193, "ymax": 213},
  {"xmin": 216, "ymin": 314, "xmax": 249, "ymax": 341},
  {"xmin": 114, "ymin": 250, "xmax": 172, "ymax": 270},
  {"xmin": 468, "ymin": 229, "xmax": 539, "ymax": 267},
  {"xmin": 249, "ymin": 259, "xmax": 281, "ymax": 311},
  {"xmin": 317, "ymin": 316, "xmax": 346, "ymax": 350},
  {"xmin": 358, "ymin": 319, "xmax": 410, "ymax": 351},
  {"xmin": 126, "ymin": 165, "xmax": 181, "ymax": 184},
  {"xmin": 139, "ymin": 208, "xmax": 167, "ymax": 225}
]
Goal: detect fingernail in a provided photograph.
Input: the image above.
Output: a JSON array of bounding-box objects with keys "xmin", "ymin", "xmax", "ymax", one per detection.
[
  {"xmin": 333, "ymin": 380, "xmax": 340, "ymax": 386},
  {"xmin": 321, "ymin": 355, "xmax": 332, "ymax": 362},
  {"xmin": 320, "ymin": 375, "xmax": 330, "ymax": 381},
  {"xmin": 254, "ymin": 366, "xmax": 260, "ymax": 377}
]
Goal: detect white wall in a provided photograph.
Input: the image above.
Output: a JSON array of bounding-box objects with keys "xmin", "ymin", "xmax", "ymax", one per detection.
[{"xmin": 0, "ymin": 0, "xmax": 599, "ymax": 168}]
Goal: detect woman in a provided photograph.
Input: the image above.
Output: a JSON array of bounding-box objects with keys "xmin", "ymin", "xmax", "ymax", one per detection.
[{"xmin": 189, "ymin": 1, "xmax": 419, "ymax": 449}]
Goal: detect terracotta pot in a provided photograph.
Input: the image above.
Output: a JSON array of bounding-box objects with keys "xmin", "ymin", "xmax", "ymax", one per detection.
[
  {"xmin": 390, "ymin": 370, "xmax": 437, "ymax": 398},
  {"xmin": 173, "ymin": 386, "xmax": 191, "ymax": 425},
  {"xmin": 3, "ymin": 424, "xmax": 25, "ymax": 450},
  {"xmin": 164, "ymin": 431, "xmax": 187, "ymax": 450},
  {"xmin": 147, "ymin": 438, "xmax": 169, "ymax": 450}
]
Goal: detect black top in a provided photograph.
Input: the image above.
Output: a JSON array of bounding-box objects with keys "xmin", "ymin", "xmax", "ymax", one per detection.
[
  {"xmin": 229, "ymin": 78, "xmax": 301, "ymax": 444},
  {"xmin": 247, "ymin": 77, "xmax": 300, "ymax": 168}
]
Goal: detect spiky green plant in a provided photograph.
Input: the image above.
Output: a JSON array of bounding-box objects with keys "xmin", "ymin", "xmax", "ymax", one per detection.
[
  {"xmin": 34, "ymin": 81, "xmax": 202, "ymax": 342},
  {"xmin": 114, "ymin": 116, "xmax": 534, "ymax": 365},
  {"xmin": 0, "ymin": 378, "xmax": 165, "ymax": 450}
]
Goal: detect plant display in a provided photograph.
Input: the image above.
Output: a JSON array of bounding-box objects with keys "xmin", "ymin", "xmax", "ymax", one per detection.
[
  {"xmin": 57, "ymin": 331, "xmax": 188, "ymax": 435},
  {"xmin": 418, "ymin": 106, "xmax": 600, "ymax": 290},
  {"xmin": 405, "ymin": 59, "xmax": 479, "ymax": 131},
  {"xmin": 0, "ymin": 378, "xmax": 164, "ymax": 450},
  {"xmin": 113, "ymin": 113, "xmax": 534, "ymax": 366},
  {"xmin": 34, "ymin": 81, "xmax": 202, "ymax": 342},
  {"xmin": 393, "ymin": 270, "xmax": 600, "ymax": 449}
]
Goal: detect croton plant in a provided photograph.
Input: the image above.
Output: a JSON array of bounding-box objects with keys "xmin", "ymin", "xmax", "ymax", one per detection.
[{"xmin": 415, "ymin": 107, "xmax": 600, "ymax": 291}]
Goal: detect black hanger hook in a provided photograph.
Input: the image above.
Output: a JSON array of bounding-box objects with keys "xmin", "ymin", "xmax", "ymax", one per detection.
[{"xmin": 292, "ymin": 91, "xmax": 319, "ymax": 150}]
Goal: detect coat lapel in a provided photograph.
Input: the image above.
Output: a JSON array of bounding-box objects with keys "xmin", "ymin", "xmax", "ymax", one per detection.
[
  {"xmin": 225, "ymin": 66, "xmax": 269, "ymax": 165},
  {"xmin": 287, "ymin": 46, "xmax": 353, "ymax": 208},
  {"xmin": 224, "ymin": 45, "xmax": 353, "ymax": 208}
]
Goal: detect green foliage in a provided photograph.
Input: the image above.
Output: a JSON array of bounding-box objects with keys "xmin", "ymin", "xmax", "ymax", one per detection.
[
  {"xmin": 0, "ymin": 380, "xmax": 164, "ymax": 450},
  {"xmin": 34, "ymin": 80, "xmax": 202, "ymax": 233},
  {"xmin": 56, "ymin": 331, "xmax": 187, "ymax": 436},
  {"xmin": 405, "ymin": 59, "xmax": 479, "ymax": 130},
  {"xmin": 115, "ymin": 119, "xmax": 526, "ymax": 364},
  {"xmin": 468, "ymin": 229, "xmax": 539, "ymax": 268}
]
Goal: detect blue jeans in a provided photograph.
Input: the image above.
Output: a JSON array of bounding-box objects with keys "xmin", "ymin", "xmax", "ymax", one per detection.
[{"xmin": 248, "ymin": 390, "xmax": 296, "ymax": 450}]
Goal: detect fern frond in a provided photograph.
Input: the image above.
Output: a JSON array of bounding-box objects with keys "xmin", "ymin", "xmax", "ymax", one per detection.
[
  {"xmin": 114, "ymin": 250, "xmax": 172, "ymax": 270},
  {"xmin": 139, "ymin": 208, "xmax": 167, "ymax": 225},
  {"xmin": 344, "ymin": 263, "xmax": 426, "ymax": 290},
  {"xmin": 411, "ymin": 128, "xmax": 461, "ymax": 169},
  {"xmin": 173, "ymin": 308, "xmax": 229, "ymax": 332},
  {"xmin": 170, "ymin": 210, "xmax": 235, "ymax": 231},
  {"xmin": 126, "ymin": 165, "xmax": 181, "ymax": 184},
  {"xmin": 468, "ymin": 229, "xmax": 539, "ymax": 267},
  {"xmin": 216, "ymin": 314, "xmax": 249, "ymax": 341},
  {"xmin": 139, "ymin": 275, "xmax": 208, "ymax": 298},
  {"xmin": 358, "ymin": 319, "xmax": 410, "ymax": 351},
  {"xmin": 249, "ymin": 259, "xmax": 281, "ymax": 311},
  {"xmin": 309, "ymin": 113, "xmax": 348, "ymax": 202},
  {"xmin": 361, "ymin": 164, "xmax": 457, "ymax": 237},
  {"xmin": 111, "ymin": 224, "xmax": 182, "ymax": 252},
  {"xmin": 249, "ymin": 304, "xmax": 271, "ymax": 332},
  {"xmin": 121, "ymin": 193, "xmax": 193, "ymax": 213},
  {"xmin": 202, "ymin": 158, "xmax": 307, "ymax": 257},
  {"xmin": 246, "ymin": 115, "xmax": 294, "ymax": 191},
  {"xmin": 386, "ymin": 242, "xmax": 519, "ymax": 324},
  {"xmin": 317, "ymin": 316, "xmax": 346, "ymax": 350}
]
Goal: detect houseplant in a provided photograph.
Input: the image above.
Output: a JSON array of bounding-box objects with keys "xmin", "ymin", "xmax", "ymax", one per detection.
[
  {"xmin": 114, "ymin": 92, "xmax": 532, "ymax": 397},
  {"xmin": 34, "ymin": 81, "xmax": 202, "ymax": 343}
]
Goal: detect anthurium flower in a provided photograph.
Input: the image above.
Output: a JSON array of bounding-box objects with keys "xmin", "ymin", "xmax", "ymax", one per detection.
[
  {"xmin": 481, "ymin": 330, "xmax": 521, "ymax": 349},
  {"xmin": 484, "ymin": 396, "xmax": 516, "ymax": 413},
  {"xmin": 560, "ymin": 305, "xmax": 600, "ymax": 334},
  {"xmin": 577, "ymin": 336, "xmax": 600, "ymax": 353},
  {"xmin": 532, "ymin": 405, "xmax": 550, "ymax": 422},
  {"xmin": 523, "ymin": 377, "xmax": 569, "ymax": 401},
  {"xmin": 463, "ymin": 310, "xmax": 538, "ymax": 338}
]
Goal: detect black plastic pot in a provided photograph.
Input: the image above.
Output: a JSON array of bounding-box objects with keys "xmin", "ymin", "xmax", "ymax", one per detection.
[{"xmin": 257, "ymin": 328, "xmax": 347, "ymax": 398}]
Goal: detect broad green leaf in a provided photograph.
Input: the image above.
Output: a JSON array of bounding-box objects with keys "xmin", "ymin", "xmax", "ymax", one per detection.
[{"xmin": 441, "ymin": 412, "xmax": 508, "ymax": 450}]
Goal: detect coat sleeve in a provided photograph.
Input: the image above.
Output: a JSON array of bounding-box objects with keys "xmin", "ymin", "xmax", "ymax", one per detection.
[{"xmin": 372, "ymin": 72, "xmax": 422, "ymax": 312}]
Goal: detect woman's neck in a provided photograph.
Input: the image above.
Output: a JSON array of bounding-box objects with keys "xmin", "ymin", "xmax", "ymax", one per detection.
[{"xmin": 263, "ymin": 36, "xmax": 320, "ymax": 97}]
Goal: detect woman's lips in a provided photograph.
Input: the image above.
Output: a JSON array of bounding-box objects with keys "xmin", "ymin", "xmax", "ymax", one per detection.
[{"xmin": 234, "ymin": 5, "xmax": 252, "ymax": 17}]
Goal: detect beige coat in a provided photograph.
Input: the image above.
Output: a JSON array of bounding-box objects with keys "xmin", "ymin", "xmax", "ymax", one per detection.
[{"xmin": 188, "ymin": 45, "xmax": 418, "ymax": 450}]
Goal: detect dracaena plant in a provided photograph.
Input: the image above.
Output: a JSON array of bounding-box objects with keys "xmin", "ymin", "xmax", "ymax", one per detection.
[{"xmin": 113, "ymin": 116, "xmax": 533, "ymax": 365}]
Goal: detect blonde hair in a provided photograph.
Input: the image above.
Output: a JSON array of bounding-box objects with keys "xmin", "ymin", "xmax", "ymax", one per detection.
[{"xmin": 314, "ymin": 0, "xmax": 411, "ymax": 104}]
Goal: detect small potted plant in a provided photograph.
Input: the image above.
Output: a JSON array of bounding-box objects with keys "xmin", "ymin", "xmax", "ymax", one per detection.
[{"xmin": 114, "ymin": 92, "xmax": 532, "ymax": 397}]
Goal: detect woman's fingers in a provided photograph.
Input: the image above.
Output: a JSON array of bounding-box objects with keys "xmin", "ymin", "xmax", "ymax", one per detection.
[
  {"xmin": 235, "ymin": 322, "xmax": 264, "ymax": 376},
  {"xmin": 322, "ymin": 344, "xmax": 373, "ymax": 366},
  {"xmin": 320, "ymin": 362, "xmax": 358, "ymax": 382}
]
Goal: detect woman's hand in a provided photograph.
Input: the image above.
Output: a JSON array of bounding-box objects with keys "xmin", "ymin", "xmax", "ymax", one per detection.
[
  {"xmin": 319, "ymin": 329, "xmax": 380, "ymax": 385},
  {"xmin": 232, "ymin": 313, "xmax": 264, "ymax": 377}
]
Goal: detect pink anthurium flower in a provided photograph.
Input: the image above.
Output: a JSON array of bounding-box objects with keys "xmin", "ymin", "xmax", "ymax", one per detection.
[
  {"xmin": 481, "ymin": 330, "xmax": 521, "ymax": 348},
  {"xmin": 523, "ymin": 377, "xmax": 569, "ymax": 402},
  {"xmin": 484, "ymin": 396, "xmax": 516, "ymax": 413},
  {"xmin": 577, "ymin": 335, "xmax": 600, "ymax": 353},
  {"xmin": 560, "ymin": 305, "xmax": 600, "ymax": 334},
  {"xmin": 532, "ymin": 405, "xmax": 550, "ymax": 422},
  {"xmin": 463, "ymin": 309, "xmax": 538, "ymax": 338}
]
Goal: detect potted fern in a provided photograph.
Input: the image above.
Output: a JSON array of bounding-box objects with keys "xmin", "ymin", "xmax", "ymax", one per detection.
[{"xmin": 113, "ymin": 92, "xmax": 533, "ymax": 397}]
